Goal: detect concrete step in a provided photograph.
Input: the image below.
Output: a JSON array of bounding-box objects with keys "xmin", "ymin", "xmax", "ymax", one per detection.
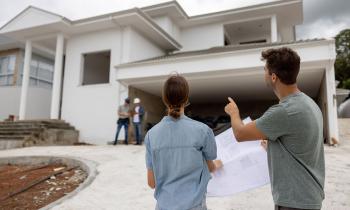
[
  {"xmin": 0, "ymin": 135, "xmax": 26, "ymax": 140},
  {"xmin": 0, "ymin": 119, "xmax": 67, "ymax": 125},
  {"xmin": 0, "ymin": 127, "xmax": 43, "ymax": 131},
  {"xmin": 0, "ymin": 120, "xmax": 79, "ymax": 149},
  {"xmin": 0, "ymin": 130, "xmax": 40, "ymax": 136},
  {"xmin": 0, "ymin": 124, "xmax": 75, "ymax": 130}
]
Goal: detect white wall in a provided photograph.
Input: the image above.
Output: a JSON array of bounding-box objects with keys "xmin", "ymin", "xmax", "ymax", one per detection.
[
  {"xmin": 152, "ymin": 16, "xmax": 180, "ymax": 42},
  {"xmin": 0, "ymin": 87, "xmax": 20, "ymax": 120},
  {"xmin": 180, "ymin": 23, "xmax": 224, "ymax": 52},
  {"xmin": 61, "ymin": 29, "xmax": 122, "ymax": 145},
  {"xmin": 279, "ymin": 25, "xmax": 295, "ymax": 42},
  {"xmin": 62, "ymin": 27, "xmax": 166, "ymax": 145},
  {"xmin": 126, "ymin": 27, "xmax": 165, "ymax": 62},
  {"xmin": 26, "ymin": 87, "xmax": 52, "ymax": 119},
  {"xmin": 0, "ymin": 86, "xmax": 51, "ymax": 120}
]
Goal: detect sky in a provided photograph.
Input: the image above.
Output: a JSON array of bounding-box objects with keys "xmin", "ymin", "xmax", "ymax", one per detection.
[{"xmin": 0, "ymin": 0, "xmax": 349, "ymax": 39}]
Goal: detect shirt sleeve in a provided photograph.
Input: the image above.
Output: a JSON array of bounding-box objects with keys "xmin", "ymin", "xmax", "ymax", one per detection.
[
  {"xmin": 255, "ymin": 104, "xmax": 289, "ymax": 141},
  {"xmin": 145, "ymin": 133, "xmax": 153, "ymax": 169},
  {"xmin": 202, "ymin": 128, "xmax": 217, "ymax": 160}
]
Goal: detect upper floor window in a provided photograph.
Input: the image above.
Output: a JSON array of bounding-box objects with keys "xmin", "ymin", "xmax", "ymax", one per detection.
[
  {"xmin": 0, "ymin": 55, "xmax": 16, "ymax": 86},
  {"xmin": 224, "ymin": 18, "xmax": 270, "ymax": 46},
  {"xmin": 81, "ymin": 51, "xmax": 110, "ymax": 86}
]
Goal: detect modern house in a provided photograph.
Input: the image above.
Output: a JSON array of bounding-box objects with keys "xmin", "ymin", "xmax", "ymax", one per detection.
[{"xmin": 0, "ymin": 0, "xmax": 339, "ymax": 144}]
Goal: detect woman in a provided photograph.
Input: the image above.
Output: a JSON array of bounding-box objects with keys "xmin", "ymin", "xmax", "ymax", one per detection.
[{"xmin": 145, "ymin": 74, "xmax": 222, "ymax": 210}]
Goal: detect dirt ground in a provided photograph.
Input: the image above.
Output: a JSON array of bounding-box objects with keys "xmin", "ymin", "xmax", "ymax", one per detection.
[{"xmin": 0, "ymin": 164, "xmax": 86, "ymax": 210}]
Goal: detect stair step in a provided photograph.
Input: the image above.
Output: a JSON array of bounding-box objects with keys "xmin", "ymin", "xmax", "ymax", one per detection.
[
  {"xmin": 0, "ymin": 127, "xmax": 43, "ymax": 132},
  {"xmin": 0, "ymin": 119, "xmax": 66, "ymax": 124},
  {"xmin": 0, "ymin": 135, "xmax": 26, "ymax": 140},
  {"xmin": 0, "ymin": 131, "xmax": 40, "ymax": 136},
  {"xmin": 0, "ymin": 124, "xmax": 74, "ymax": 130}
]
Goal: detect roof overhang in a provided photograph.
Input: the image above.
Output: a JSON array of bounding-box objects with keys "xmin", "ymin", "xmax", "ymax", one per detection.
[
  {"xmin": 142, "ymin": 1, "xmax": 189, "ymax": 21},
  {"xmin": 143, "ymin": 0, "xmax": 303, "ymax": 28},
  {"xmin": 115, "ymin": 39, "xmax": 336, "ymax": 102},
  {"xmin": 0, "ymin": 6, "xmax": 181, "ymax": 51}
]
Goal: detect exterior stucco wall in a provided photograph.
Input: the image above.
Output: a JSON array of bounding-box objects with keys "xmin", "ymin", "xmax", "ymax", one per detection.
[
  {"xmin": 61, "ymin": 27, "xmax": 166, "ymax": 145},
  {"xmin": 0, "ymin": 86, "xmax": 51, "ymax": 120},
  {"xmin": 180, "ymin": 23, "xmax": 224, "ymax": 52}
]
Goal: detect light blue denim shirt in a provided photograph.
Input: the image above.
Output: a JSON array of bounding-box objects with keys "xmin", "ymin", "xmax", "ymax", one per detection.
[{"xmin": 145, "ymin": 114, "xmax": 217, "ymax": 210}]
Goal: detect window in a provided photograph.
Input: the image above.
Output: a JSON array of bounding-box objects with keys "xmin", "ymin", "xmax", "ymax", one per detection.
[
  {"xmin": 19, "ymin": 56, "xmax": 54, "ymax": 89},
  {"xmin": 0, "ymin": 55, "xmax": 16, "ymax": 86},
  {"xmin": 223, "ymin": 19, "xmax": 270, "ymax": 46},
  {"xmin": 81, "ymin": 51, "xmax": 110, "ymax": 85}
]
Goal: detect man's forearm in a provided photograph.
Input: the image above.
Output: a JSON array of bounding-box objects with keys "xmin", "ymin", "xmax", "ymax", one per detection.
[
  {"xmin": 230, "ymin": 113, "xmax": 244, "ymax": 141},
  {"xmin": 119, "ymin": 112, "xmax": 129, "ymax": 117}
]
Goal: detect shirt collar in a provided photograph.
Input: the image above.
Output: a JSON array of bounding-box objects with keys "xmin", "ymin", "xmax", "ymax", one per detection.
[{"xmin": 162, "ymin": 114, "xmax": 188, "ymax": 122}]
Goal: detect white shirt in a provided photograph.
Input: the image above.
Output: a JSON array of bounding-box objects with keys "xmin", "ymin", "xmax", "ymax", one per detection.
[{"xmin": 133, "ymin": 106, "xmax": 140, "ymax": 123}]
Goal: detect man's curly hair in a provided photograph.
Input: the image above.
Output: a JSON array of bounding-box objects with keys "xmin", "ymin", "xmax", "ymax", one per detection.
[{"xmin": 261, "ymin": 47, "xmax": 300, "ymax": 85}]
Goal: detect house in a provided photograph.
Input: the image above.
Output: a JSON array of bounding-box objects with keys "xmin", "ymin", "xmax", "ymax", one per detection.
[
  {"xmin": 0, "ymin": 0, "xmax": 339, "ymax": 144},
  {"xmin": 0, "ymin": 35, "xmax": 54, "ymax": 120}
]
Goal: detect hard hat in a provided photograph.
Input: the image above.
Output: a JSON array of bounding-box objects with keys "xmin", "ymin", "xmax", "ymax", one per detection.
[{"xmin": 134, "ymin": 98, "xmax": 141, "ymax": 103}]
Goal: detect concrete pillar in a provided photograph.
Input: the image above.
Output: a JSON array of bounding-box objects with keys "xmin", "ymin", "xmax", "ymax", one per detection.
[
  {"xmin": 325, "ymin": 66, "xmax": 340, "ymax": 143},
  {"xmin": 271, "ymin": 15, "xmax": 278, "ymax": 43},
  {"xmin": 19, "ymin": 40, "xmax": 32, "ymax": 120},
  {"xmin": 50, "ymin": 33, "xmax": 64, "ymax": 119}
]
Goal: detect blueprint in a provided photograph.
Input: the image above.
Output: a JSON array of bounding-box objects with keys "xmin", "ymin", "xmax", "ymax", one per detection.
[{"xmin": 207, "ymin": 117, "xmax": 270, "ymax": 197}]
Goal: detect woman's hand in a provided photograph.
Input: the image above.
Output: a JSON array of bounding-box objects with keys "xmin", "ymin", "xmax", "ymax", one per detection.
[
  {"xmin": 261, "ymin": 140, "xmax": 268, "ymax": 151},
  {"xmin": 214, "ymin": 160, "xmax": 223, "ymax": 170}
]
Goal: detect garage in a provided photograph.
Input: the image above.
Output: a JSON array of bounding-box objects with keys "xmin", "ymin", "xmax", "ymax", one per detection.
[{"xmin": 116, "ymin": 40, "xmax": 339, "ymax": 143}]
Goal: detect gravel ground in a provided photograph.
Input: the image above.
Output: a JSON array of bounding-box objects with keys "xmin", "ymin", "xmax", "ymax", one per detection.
[{"xmin": 0, "ymin": 119, "xmax": 349, "ymax": 210}]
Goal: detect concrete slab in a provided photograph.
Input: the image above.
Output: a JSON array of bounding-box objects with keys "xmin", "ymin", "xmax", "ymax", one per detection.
[{"xmin": 0, "ymin": 120, "xmax": 349, "ymax": 210}]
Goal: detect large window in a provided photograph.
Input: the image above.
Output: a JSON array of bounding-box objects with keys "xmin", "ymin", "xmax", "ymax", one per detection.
[
  {"xmin": 18, "ymin": 56, "xmax": 54, "ymax": 89},
  {"xmin": 81, "ymin": 51, "xmax": 110, "ymax": 85},
  {"xmin": 0, "ymin": 55, "xmax": 16, "ymax": 86}
]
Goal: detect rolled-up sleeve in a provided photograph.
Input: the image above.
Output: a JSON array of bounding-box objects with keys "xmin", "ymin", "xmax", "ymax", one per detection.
[
  {"xmin": 145, "ymin": 133, "xmax": 153, "ymax": 169},
  {"xmin": 202, "ymin": 128, "xmax": 217, "ymax": 160}
]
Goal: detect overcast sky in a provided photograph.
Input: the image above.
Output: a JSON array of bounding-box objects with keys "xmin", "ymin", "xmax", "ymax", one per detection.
[{"xmin": 0, "ymin": 0, "xmax": 349, "ymax": 39}]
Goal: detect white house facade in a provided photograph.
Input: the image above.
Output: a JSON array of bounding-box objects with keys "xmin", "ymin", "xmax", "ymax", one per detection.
[{"xmin": 0, "ymin": 0, "xmax": 339, "ymax": 144}]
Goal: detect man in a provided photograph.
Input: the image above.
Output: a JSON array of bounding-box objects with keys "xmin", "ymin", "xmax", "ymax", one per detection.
[
  {"xmin": 114, "ymin": 98, "xmax": 130, "ymax": 145},
  {"xmin": 224, "ymin": 47, "xmax": 325, "ymax": 210},
  {"xmin": 133, "ymin": 98, "xmax": 145, "ymax": 145}
]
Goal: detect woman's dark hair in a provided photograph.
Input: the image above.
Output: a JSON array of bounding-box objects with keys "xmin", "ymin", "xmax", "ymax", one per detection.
[
  {"xmin": 261, "ymin": 47, "xmax": 300, "ymax": 85},
  {"xmin": 162, "ymin": 74, "xmax": 189, "ymax": 119}
]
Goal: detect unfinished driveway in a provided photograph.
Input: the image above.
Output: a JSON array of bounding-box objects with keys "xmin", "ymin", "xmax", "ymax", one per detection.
[{"xmin": 0, "ymin": 119, "xmax": 349, "ymax": 210}]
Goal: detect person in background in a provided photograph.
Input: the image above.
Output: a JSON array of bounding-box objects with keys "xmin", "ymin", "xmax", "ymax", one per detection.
[
  {"xmin": 114, "ymin": 98, "xmax": 130, "ymax": 145},
  {"xmin": 133, "ymin": 97, "xmax": 145, "ymax": 145},
  {"xmin": 145, "ymin": 74, "xmax": 222, "ymax": 210}
]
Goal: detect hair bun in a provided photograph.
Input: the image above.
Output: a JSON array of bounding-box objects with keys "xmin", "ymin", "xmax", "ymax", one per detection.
[{"xmin": 169, "ymin": 107, "xmax": 181, "ymax": 119}]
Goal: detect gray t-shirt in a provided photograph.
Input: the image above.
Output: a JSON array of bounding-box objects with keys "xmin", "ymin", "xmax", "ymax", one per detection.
[
  {"xmin": 118, "ymin": 104, "xmax": 129, "ymax": 119},
  {"xmin": 256, "ymin": 92, "xmax": 325, "ymax": 209}
]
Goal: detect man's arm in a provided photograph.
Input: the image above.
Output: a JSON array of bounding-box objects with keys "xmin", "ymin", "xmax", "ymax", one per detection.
[{"xmin": 225, "ymin": 97, "xmax": 267, "ymax": 142}]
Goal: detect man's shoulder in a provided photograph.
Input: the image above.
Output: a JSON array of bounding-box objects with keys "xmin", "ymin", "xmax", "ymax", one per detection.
[{"xmin": 264, "ymin": 103, "xmax": 288, "ymax": 117}]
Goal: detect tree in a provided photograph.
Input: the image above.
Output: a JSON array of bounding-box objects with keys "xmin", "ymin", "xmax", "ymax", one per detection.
[{"xmin": 335, "ymin": 29, "xmax": 350, "ymax": 89}]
